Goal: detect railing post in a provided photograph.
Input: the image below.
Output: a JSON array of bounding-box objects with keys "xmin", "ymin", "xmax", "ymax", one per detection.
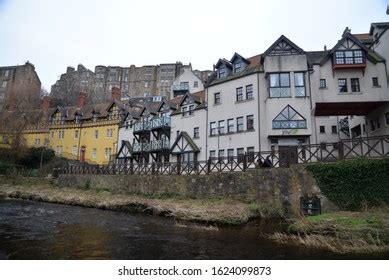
[
  {"xmin": 243, "ymin": 152, "xmax": 247, "ymax": 171},
  {"xmin": 130, "ymin": 161, "xmax": 134, "ymax": 175},
  {"xmin": 207, "ymin": 158, "xmax": 211, "ymax": 174},
  {"xmin": 338, "ymin": 141, "xmax": 344, "ymax": 161},
  {"xmin": 152, "ymin": 162, "xmax": 155, "ymax": 175},
  {"xmin": 177, "ymin": 160, "xmax": 181, "ymax": 175}
]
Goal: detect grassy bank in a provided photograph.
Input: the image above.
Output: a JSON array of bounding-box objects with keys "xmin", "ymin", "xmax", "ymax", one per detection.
[
  {"xmin": 0, "ymin": 176, "xmax": 275, "ymax": 226},
  {"xmin": 268, "ymin": 210, "xmax": 389, "ymax": 254}
]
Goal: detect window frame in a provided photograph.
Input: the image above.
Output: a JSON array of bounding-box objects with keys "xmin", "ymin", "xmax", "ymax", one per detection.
[
  {"xmin": 269, "ymin": 73, "xmax": 291, "ymax": 98},
  {"xmin": 319, "ymin": 79, "xmax": 326, "ymax": 89},
  {"xmin": 334, "ymin": 50, "xmax": 365, "ymax": 65},
  {"xmin": 246, "ymin": 115, "xmax": 254, "ymax": 131},
  {"xmin": 193, "ymin": 127, "xmax": 199, "ymax": 139},
  {"xmin": 338, "ymin": 78, "xmax": 348, "ymax": 93},
  {"xmin": 294, "ymin": 72, "xmax": 306, "ymax": 97},
  {"xmin": 350, "ymin": 78, "xmax": 360, "ymax": 92},
  {"xmin": 218, "ymin": 120, "xmax": 225, "ymax": 134},
  {"xmin": 372, "ymin": 77, "xmax": 379, "ymax": 87},
  {"xmin": 246, "ymin": 84, "xmax": 253, "ymax": 100},
  {"xmin": 210, "ymin": 121, "xmax": 217, "ymax": 136},
  {"xmin": 227, "ymin": 118, "xmax": 234, "ymax": 133},
  {"xmin": 214, "ymin": 92, "xmax": 221, "ymax": 105},
  {"xmin": 236, "ymin": 117, "xmax": 244, "ymax": 132},
  {"xmin": 236, "ymin": 87, "xmax": 243, "ymax": 102}
]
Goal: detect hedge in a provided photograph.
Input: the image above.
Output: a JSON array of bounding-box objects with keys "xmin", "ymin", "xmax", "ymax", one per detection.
[
  {"xmin": 0, "ymin": 147, "xmax": 55, "ymax": 169},
  {"xmin": 307, "ymin": 158, "xmax": 389, "ymax": 210}
]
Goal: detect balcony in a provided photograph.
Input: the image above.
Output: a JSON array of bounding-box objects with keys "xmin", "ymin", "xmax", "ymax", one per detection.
[
  {"xmin": 133, "ymin": 121, "xmax": 151, "ymax": 134},
  {"xmin": 172, "ymin": 83, "xmax": 189, "ymax": 93},
  {"xmin": 132, "ymin": 142, "xmax": 151, "ymax": 153},
  {"xmin": 151, "ymin": 116, "xmax": 171, "ymax": 130},
  {"xmin": 151, "ymin": 140, "xmax": 170, "ymax": 152}
]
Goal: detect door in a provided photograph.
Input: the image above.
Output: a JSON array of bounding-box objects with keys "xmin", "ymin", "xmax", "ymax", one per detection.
[
  {"xmin": 279, "ymin": 146, "xmax": 298, "ymax": 167},
  {"xmin": 80, "ymin": 146, "xmax": 86, "ymax": 162}
]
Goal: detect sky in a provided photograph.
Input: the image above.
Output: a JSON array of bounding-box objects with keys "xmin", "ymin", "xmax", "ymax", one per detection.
[{"xmin": 0, "ymin": 0, "xmax": 388, "ymax": 91}]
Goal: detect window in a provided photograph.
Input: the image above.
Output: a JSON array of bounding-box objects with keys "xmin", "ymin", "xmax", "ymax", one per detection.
[
  {"xmin": 269, "ymin": 73, "xmax": 290, "ymax": 97},
  {"xmin": 237, "ymin": 117, "xmax": 244, "ymax": 132},
  {"xmin": 334, "ymin": 50, "xmax": 364, "ymax": 65},
  {"xmin": 94, "ymin": 130, "xmax": 99, "ymax": 139},
  {"xmin": 106, "ymin": 129, "xmax": 113, "ymax": 138},
  {"xmin": 338, "ymin": 79, "xmax": 348, "ymax": 92},
  {"xmin": 246, "ymin": 84, "xmax": 253, "ymax": 100},
  {"xmin": 210, "ymin": 150, "xmax": 216, "ymax": 159},
  {"xmin": 227, "ymin": 118, "xmax": 234, "ymax": 133},
  {"xmin": 51, "ymin": 131, "xmax": 54, "ymax": 138},
  {"xmin": 246, "ymin": 115, "xmax": 254, "ymax": 130},
  {"xmin": 182, "ymin": 153, "xmax": 194, "ymax": 164},
  {"xmin": 351, "ymin": 78, "xmax": 360, "ymax": 92},
  {"xmin": 182, "ymin": 106, "xmax": 189, "ymax": 117},
  {"xmin": 193, "ymin": 127, "xmax": 199, "ymax": 138},
  {"xmin": 234, "ymin": 62, "xmax": 241, "ymax": 73},
  {"xmin": 4, "ymin": 70, "xmax": 9, "ymax": 77},
  {"xmin": 237, "ymin": 148, "xmax": 244, "ymax": 163},
  {"xmin": 319, "ymin": 126, "xmax": 325, "ymax": 133},
  {"xmin": 247, "ymin": 147, "xmax": 255, "ymax": 162},
  {"xmin": 72, "ymin": 146, "xmax": 77, "ymax": 156},
  {"xmin": 210, "ymin": 122, "xmax": 217, "ymax": 136},
  {"xmin": 35, "ymin": 139, "xmax": 41, "ymax": 146},
  {"xmin": 294, "ymin": 72, "xmax": 305, "ymax": 97},
  {"xmin": 2, "ymin": 81, "xmax": 7, "ymax": 88},
  {"xmin": 58, "ymin": 130, "xmax": 64, "ymax": 139},
  {"xmin": 188, "ymin": 104, "xmax": 195, "ymax": 116},
  {"xmin": 331, "ymin": 125, "xmax": 338, "ymax": 134},
  {"xmin": 218, "ymin": 67, "xmax": 226, "ymax": 78},
  {"xmin": 227, "ymin": 149, "xmax": 234, "ymax": 162},
  {"xmin": 371, "ymin": 120, "xmax": 376, "ymax": 131},
  {"xmin": 214, "ymin": 92, "xmax": 221, "ymax": 104},
  {"xmin": 218, "ymin": 120, "xmax": 225, "ymax": 134},
  {"xmin": 236, "ymin": 87, "xmax": 243, "ymax": 101},
  {"xmin": 385, "ymin": 113, "xmax": 389, "ymax": 125},
  {"xmin": 218, "ymin": 149, "xmax": 225, "ymax": 159},
  {"xmin": 272, "ymin": 105, "xmax": 307, "ymax": 129},
  {"xmin": 194, "ymin": 81, "xmax": 198, "ymax": 88},
  {"xmin": 105, "ymin": 148, "xmax": 112, "ymax": 159},
  {"xmin": 319, "ymin": 79, "xmax": 326, "ymax": 88},
  {"xmin": 372, "ymin": 77, "xmax": 379, "ymax": 87},
  {"xmin": 176, "ymin": 130, "xmax": 180, "ymax": 137}
]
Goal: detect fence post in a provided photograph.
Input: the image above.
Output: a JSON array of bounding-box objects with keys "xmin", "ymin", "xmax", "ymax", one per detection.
[
  {"xmin": 243, "ymin": 152, "xmax": 247, "ymax": 171},
  {"xmin": 152, "ymin": 162, "xmax": 155, "ymax": 175},
  {"xmin": 338, "ymin": 141, "xmax": 344, "ymax": 161},
  {"xmin": 207, "ymin": 158, "xmax": 211, "ymax": 174},
  {"xmin": 177, "ymin": 160, "xmax": 181, "ymax": 175},
  {"xmin": 130, "ymin": 161, "xmax": 134, "ymax": 175}
]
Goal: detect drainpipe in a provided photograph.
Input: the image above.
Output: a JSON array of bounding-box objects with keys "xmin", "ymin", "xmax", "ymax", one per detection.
[
  {"xmin": 308, "ymin": 67, "xmax": 317, "ymax": 145},
  {"xmin": 205, "ymin": 87, "xmax": 209, "ymax": 160},
  {"xmin": 256, "ymin": 72, "xmax": 261, "ymax": 151},
  {"xmin": 76, "ymin": 123, "xmax": 82, "ymax": 161}
]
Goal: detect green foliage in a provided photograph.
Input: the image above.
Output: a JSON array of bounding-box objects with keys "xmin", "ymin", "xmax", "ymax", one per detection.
[
  {"xmin": 307, "ymin": 159, "xmax": 389, "ymax": 210},
  {"xmin": 0, "ymin": 147, "xmax": 55, "ymax": 169}
]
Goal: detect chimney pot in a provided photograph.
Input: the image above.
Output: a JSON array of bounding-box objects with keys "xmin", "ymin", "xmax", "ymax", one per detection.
[
  {"xmin": 77, "ymin": 92, "xmax": 87, "ymax": 108},
  {"xmin": 111, "ymin": 87, "xmax": 121, "ymax": 101}
]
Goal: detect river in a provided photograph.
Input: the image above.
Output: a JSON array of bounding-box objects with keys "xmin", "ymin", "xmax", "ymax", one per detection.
[{"xmin": 0, "ymin": 199, "xmax": 380, "ymax": 259}]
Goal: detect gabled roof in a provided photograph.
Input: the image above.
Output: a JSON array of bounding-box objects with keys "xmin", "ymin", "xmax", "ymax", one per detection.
[
  {"xmin": 116, "ymin": 140, "xmax": 133, "ymax": 159},
  {"xmin": 320, "ymin": 32, "xmax": 385, "ymax": 65},
  {"xmin": 369, "ymin": 22, "xmax": 389, "ymax": 35},
  {"xmin": 215, "ymin": 58, "xmax": 232, "ymax": 69},
  {"xmin": 171, "ymin": 131, "xmax": 200, "ymax": 154},
  {"xmin": 262, "ymin": 35, "xmax": 304, "ymax": 57},
  {"xmin": 230, "ymin": 52, "xmax": 250, "ymax": 64}
]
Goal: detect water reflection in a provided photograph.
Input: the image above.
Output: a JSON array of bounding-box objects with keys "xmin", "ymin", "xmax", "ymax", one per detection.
[{"xmin": 0, "ymin": 199, "xmax": 385, "ymax": 259}]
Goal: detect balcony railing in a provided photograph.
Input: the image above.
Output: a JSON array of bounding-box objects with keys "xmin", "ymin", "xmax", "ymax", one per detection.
[
  {"xmin": 132, "ymin": 142, "xmax": 151, "ymax": 153},
  {"xmin": 134, "ymin": 121, "xmax": 152, "ymax": 133},
  {"xmin": 151, "ymin": 116, "xmax": 171, "ymax": 130},
  {"xmin": 151, "ymin": 140, "xmax": 170, "ymax": 151},
  {"xmin": 172, "ymin": 84, "xmax": 189, "ymax": 92}
]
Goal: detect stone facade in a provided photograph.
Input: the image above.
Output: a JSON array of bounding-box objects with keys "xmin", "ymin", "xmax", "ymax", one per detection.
[
  {"xmin": 58, "ymin": 165, "xmax": 336, "ymax": 215},
  {"xmin": 51, "ymin": 62, "xmax": 212, "ymax": 106},
  {"xmin": 0, "ymin": 62, "xmax": 41, "ymax": 111}
]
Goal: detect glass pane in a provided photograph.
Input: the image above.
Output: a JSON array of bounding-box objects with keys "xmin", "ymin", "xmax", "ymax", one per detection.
[
  {"xmin": 280, "ymin": 73, "xmax": 290, "ymax": 87},
  {"xmin": 270, "ymin": 74, "xmax": 279, "ymax": 87},
  {"xmin": 294, "ymin": 73, "xmax": 304, "ymax": 86}
]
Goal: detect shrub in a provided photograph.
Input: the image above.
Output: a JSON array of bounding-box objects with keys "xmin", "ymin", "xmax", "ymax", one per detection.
[{"xmin": 307, "ymin": 159, "xmax": 389, "ymax": 210}]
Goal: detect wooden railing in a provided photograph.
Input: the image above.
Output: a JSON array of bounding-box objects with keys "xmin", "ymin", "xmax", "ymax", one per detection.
[{"xmin": 58, "ymin": 135, "xmax": 389, "ymax": 175}]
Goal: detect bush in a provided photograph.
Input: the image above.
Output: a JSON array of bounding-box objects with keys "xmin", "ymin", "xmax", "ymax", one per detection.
[
  {"xmin": 0, "ymin": 147, "xmax": 55, "ymax": 169},
  {"xmin": 307, "ymin": 159, "xmax": 389, "ymax": 210}
]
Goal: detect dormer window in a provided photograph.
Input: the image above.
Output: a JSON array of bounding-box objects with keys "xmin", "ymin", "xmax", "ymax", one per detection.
[
  {"xmin": 218, "ymin": 67, "xmax": 226, "ymax": 78},
  {"xmin": 93, "ymin": 113, "xmax": 98, "ymax": 122},
  {"xmin": 334, "ymin": 50, "xmax": 364, "ymax": 65},
  {"xmin": 234, "ymin": 62, "xmax": 242, "ymax": 73},
  {"xmin": 107, "ymin": 112, "xmax": 112, "ymax": 120},
  {"xmin": 75, "ymin": 115, "xmax": 81, "ymax": 124}
]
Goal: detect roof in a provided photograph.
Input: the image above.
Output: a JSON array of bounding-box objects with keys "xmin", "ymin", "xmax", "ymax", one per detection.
[
  {"xmin": 262, "ymin": 35, "xmax": 304, "ymax": 57},
  {"xmin": 353, "ymin": 33, "xmax": 373, "ymax": 45},
  {"xmin": 207, "ymin": 54, "xmax": 262, "ymax": 87},
  {"xmin": 306, "ymin": 51, "xmax": 330, "ymax": 65},
  {"xmin": 215, "ymin": 58, "xmax": 232, "ymax": 69},
  {"xmin": 369, "ymin": 22, "xmax": 389, "ymax": 35},
  {"xmin": 170, "ymin": 131, "xmax": 200, "ymax": 154},
  {"xmin": 230, "ymin": 52, "xmax": 250, "ymax": 64}
]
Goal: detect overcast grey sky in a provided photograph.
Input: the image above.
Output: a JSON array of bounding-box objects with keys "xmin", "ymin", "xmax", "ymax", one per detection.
[{"xmin": 0, "ymin": 0, "xmax": 388, "ymax": 90}]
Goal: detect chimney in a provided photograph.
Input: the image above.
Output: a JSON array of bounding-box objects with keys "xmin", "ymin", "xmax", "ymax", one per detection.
[
  {"xmin": 77, "ymin": 92, "xmax": 87, "ymax": 108},
  {"xmin": 342, "ymin": 27, "xmax": 351, "ymax": 37},
  {"xmin": 324, "ymin": 45, "xmax": 327, "ymax": 51},
  {"xmin": 111, "ymin": 87, "xmax": 121, "ymax": 101},
  {"xmin": 42, "ymin": 96, "xmax": 51, "ymax": 112}
]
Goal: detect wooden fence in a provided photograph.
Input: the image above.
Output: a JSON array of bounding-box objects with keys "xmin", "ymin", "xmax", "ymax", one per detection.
[{"xmin": 59, "ymin": 135, "xmax": 389, "ymax": 175}]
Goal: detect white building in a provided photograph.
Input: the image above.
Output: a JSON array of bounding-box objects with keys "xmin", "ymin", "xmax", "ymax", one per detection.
[{"xmin": 170, "ymin": 65, "xmax": 204, "ymax": 98}]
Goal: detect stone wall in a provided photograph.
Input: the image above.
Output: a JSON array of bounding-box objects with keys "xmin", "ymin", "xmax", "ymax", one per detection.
[{"xmin": 58, "ymin": 166, "xmax": 336, "ymax": 215}]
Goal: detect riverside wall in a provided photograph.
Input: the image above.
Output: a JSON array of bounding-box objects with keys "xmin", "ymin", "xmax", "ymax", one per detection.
[{"xmin": 58, "ymin": 166, "xmax": 336, "ymax": 215}]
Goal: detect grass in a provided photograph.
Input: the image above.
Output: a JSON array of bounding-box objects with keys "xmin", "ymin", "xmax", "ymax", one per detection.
[
  {"xmin": 269, "ymin": 210, "xmax": 389, "ymax": 254},
  {"xmin": 0, "ymin": 182, "xmax": 278, "ymax": 226}
]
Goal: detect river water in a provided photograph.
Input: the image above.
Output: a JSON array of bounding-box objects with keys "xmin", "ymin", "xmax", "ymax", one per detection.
[{"xmin": 0, "ymin": 199, "xmax": 382, "ymax": 259}]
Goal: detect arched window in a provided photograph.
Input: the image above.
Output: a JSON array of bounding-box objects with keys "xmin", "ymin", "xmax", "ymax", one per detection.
[{"xmin": 272, "ymin": 105, "xmax": 307, "ymax": 129}]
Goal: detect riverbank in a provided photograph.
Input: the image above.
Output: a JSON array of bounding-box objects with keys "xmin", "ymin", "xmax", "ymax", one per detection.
[
  {"xmin": 0, "ymin": 177, "xmax": 277, "ymax": 226},
  {"xmin": 267, "ymin": 210, "xmax": 389, "ymax": 255}
]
